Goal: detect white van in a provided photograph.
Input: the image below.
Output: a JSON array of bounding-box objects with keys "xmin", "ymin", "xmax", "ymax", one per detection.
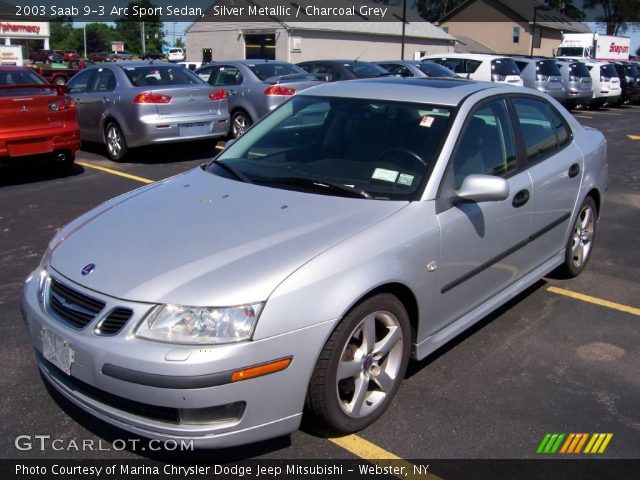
[
  {"xmin": 167, "ymin": 47, "xmax": 185, "ymax": 62},
  {"xmin": 422, "ymin": 53, "xmax": 523, "ymax": 86},
  {"xmin": 585, "ymin": 61, "xmax": 621, "ymax": 107}
]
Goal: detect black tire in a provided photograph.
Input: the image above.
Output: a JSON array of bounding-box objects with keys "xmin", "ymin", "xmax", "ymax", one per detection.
[
  {"xmin": 104, "ymin": 122, "xmax": 128, "ymax": 162},
  {"xmin": 306, "ymin": 294, "xmax": 411, "ymax": 434},
  {"xmin": 555, "ymin": 196, "xmax": 597, "ymax": 278},
  {"xmin": 231, "ymin": 110, "xmax": 252, "ymax": 139}
]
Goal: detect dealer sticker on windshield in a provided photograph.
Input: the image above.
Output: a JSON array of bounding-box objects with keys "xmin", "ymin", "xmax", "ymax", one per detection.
[
  {"xmin": 397, "ymin": 173, "xmax": 414, "ymax": 186},
  {"xmin": 372, "ymin": 168, "xmax": 399, "ymax": 183},
  {"xmin": 420, "ymin": 115, "xmax": 435, "ymax": 128}
]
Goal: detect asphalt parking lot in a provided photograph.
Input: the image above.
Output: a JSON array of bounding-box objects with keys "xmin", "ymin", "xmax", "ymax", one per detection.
[{"xmin": 1, "ymin": 105, "xmax": 639, "ymax": 473}]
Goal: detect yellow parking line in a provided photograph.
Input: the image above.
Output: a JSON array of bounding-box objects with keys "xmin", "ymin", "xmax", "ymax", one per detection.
[
  {"xmin": 215, "ymin": 145, "xmax": 224, "ymax": 150},
  {"xmin": 547, "ymin": 286, "xmax": 640, "ymax": 316},
  {"xmin": 330, "ymin": 435, "xmax": 442, "ymax": 479},
  {"xmin": 78, "ymin": 162, "xmax": 154, "ymax": 184},
  {"xmin": 574, "ymin": 115, "xmax": 593, "ymax": 119}
]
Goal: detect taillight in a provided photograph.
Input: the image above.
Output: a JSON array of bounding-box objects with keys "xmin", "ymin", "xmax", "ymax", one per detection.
[
  {"xmin": 264, "ymin": 85, "xmax": 296, "ymax": 96},
  {"xmin": 600, "ymin": 76, "xmax": 610, "ymax": 82},
  {"xmin": 491, "ymin": 74, "xmax": 505, "ymax": 82},
  {"xmin": 49, "ymin": 98, "xmax": 76, "ymax": 111},
  {"xmin": 536, "ymin": 74, "xmax": 549, "ymax": 82},
  {"xmin": 209, "ymin": 89, "xmax": 227, "ymax": 101},
  {"xmin": 133, "ymin": 92, "xmax": 172, "ymax": 104}
]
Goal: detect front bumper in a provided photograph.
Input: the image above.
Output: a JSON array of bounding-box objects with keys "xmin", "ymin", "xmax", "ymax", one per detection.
[{"xmin": 22, "ymin": 270, "xmax": 335, "ymax": 448}]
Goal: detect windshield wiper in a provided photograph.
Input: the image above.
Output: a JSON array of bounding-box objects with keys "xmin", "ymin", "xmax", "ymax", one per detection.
[
  {"xmin": 256, "ymin": 176, "xmax": 372, "ymax": 199},
  {"xmin": 210, "ymin": 159, "xmax": 253, "ymax": 184}
]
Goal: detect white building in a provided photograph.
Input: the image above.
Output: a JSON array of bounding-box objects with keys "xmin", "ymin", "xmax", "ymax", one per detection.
[
  {"xmin": 0, "ymin": 21, "xmax": 50, "ymax": 49},
  {"xmin": 185, "ymin": 1, "xmax": 455, "ymax": 63}
]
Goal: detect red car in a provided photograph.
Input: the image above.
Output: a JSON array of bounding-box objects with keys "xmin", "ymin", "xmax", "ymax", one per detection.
[
  {"xmin": 0, "ymin": 66, "xmax": 80, "ymax": 169},
  {"xmin": 63, "ymin": 50, "xmax": 80, "ymax": 61}
]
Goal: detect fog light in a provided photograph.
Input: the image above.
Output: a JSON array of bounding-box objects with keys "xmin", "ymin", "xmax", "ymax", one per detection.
[{"xmin": 179, "ymin": 401, "xmax": 245, "ymax": 425}]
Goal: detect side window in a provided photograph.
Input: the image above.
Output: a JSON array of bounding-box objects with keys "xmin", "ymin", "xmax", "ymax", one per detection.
[
  {"xmin": 452, "ymin": 100, "xmax": 517, "ymax": 189},
  {"xmin": 215, "ymin": 66, "xmax": 242, "ymax": 86},
  {"xmin": 67, "ymin": 70, "xmax": 94, "ymax": 94},
  {"xmin": 90, "ymin": 69, "xmax": 116, "ymax": 92},
  {"xmin": 512, "ymin": 97, "xmax": 572, "ymax": 163},
  {"xmin": 196, "ymin": 66, "xmax": 216, "ymax": 83}
]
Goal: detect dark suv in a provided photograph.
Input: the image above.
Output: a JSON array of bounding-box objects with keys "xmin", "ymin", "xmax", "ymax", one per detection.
[{"xmin": 611, "ymin": 62, "xmax": 640, "ymax": 105}]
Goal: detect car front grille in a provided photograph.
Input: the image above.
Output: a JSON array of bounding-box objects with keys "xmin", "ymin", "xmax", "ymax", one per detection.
[
  {"xmin": 95, "ymin": 308, "xmax": 134, "ymax": 335},
  {"xmin": 48, "ymin": 278, "xmax": 105, "ymax": 329}
]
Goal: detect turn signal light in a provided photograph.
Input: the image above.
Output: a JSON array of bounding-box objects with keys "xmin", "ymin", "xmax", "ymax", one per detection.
[
  {"xmin": 209, "ymin": 89, "xmax": 228, "ymax": 101},
  {"xmin": 133, "ymin": 92, "xmax": 172, "ymax": 104},
  {"xmin": 230, "ymin": 357, "xmax": 292, "ymax": 382},
  {"xmin": 263, "ymin": 85, "xmax": 296, "ymax": 96}
]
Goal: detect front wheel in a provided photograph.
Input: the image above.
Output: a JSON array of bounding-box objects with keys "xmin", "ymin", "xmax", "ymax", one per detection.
[
  {"xmin": 556, "ymin": 196, "xmax": 597, "ymax": 278},
  {"xmin": 306, "ymin": 294, "xmax": 411, "ymax": 434},
  {"xmin": 104, "ymin": 122, "xmax": 128, "ymax": 162}
]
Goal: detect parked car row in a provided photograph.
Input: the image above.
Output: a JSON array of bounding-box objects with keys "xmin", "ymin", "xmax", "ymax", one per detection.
[{"xmin": 423, "ymin": 52, "xmax": 640, "ymax": 109}]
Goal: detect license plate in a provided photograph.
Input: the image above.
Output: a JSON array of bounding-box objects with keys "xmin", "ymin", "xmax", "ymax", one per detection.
[
  {"xmin": 179, "ymin": 122, "xmax": 210, "ymax": 136},
  {"xmin": 42, "ymin": 328, "xmax": 74, "ymax": 375},
  {"xmin": 8, "ymin": 139, "xmax": 52, "ymax": 157}
]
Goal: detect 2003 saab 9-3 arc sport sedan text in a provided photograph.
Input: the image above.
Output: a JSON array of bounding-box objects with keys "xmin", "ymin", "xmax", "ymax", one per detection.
[{"xmin": 22, "ymin": 78, "xmax": 607, "ymax": 448}]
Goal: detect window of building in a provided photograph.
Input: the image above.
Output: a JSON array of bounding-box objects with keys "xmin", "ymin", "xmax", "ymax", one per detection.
[{"xmin": 513, "ymin": 26, "xmax": 520, "ymax": 43}]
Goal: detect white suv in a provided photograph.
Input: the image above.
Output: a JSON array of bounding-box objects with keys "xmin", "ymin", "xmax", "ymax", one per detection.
[
  {"xmin": 423, "ymin": 53, "xmax": 523, "ymax": 86},
  {"xmin": 167, "ymin": 47, "xmax": 185, "ymax": 62},
  {"xmin": 585, "ymin": 61, "xmax": 621, "ymax": 107}
]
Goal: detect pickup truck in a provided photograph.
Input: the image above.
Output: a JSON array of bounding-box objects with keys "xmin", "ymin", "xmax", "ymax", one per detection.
[{"xmin": 28, "ymin": 60, "xmax": 88, "ymax": 85}]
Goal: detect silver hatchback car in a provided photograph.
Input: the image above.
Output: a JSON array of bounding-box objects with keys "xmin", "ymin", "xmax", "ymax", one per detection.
[
  {"xmin": 23, "ymin": 78, "xmax": 606, "ymax": 448},
  {"xmin": 66, "ymin": 62, "xmax": 230, "ymax": 161}
]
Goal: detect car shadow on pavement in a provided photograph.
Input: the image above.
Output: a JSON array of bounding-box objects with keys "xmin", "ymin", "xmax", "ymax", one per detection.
[
  {"xmin": 81, "ymin": 140, "xmax": 222, "ymax": 165},
  {"xmin": 404, "ymin": 279, "xmax": 548, "ymax": 379},
  {"xmin": 0, "ymin": 163, "xmax": 84, "ymax": 188}
]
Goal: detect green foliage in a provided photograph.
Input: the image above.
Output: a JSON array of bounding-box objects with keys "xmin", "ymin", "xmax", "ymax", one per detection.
[
  {"xmin": 115, "ymin": 0, "xmax": 164, "ymax": 53},
  {"xmin": 544, "ymin": 0, "xmax": 585, "ymax": 21},
  {"xmin": 583, "ymin": 0, "xmax": 640, "ymax": 35},
  {"xmin": 414, "ymin": 0, "xmax": 466, "ymax": 21}
]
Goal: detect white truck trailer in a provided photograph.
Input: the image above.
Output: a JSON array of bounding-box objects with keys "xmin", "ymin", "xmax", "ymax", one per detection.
[{"xmin": 556, "ymin": 33, "xmax": 630, "ymax": 61}]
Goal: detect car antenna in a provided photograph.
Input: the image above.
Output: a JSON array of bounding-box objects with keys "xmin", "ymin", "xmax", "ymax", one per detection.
[{"xmin": 354, "ymin": 48, "xmax": 369, "ymax": 62}]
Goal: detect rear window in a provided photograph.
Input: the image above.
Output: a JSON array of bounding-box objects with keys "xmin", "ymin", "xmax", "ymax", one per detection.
[
  {"xmin": 0, "ymin": 69, "xmax": 46, "ymax": 85},
  {"xmin": 536, "ymin": 60, "xmax": 561, "ymax": 76},
  {"xmin": 121, "ymin": 65, "xmax": 204, "ymax": 87},
  {"xmin": 569, "ymin": 63, "xmax": 590, "ymax": 77},
  {"xmin": 600, "ymin": 64, "xmax": 619, "ymax": 78},
  {"xmin": 247, "ymin": 62, "xmax": 308, "ymax": 81},
  {"xmin": 417, "ymin": 62, "xmax": 456, "ymax": 78},
  {"xmin": 343, "ymin": 62, "xmax": 388, "ymax": 78},
  {"xmin": 492, "ymin": 58, "xmax": 520, "ymax": 76}
]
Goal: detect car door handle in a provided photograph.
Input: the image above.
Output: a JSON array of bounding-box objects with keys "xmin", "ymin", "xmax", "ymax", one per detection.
[
  {"xmin": 568, "ymin": 163, "xmax": 580, "ymax": 178},
  {"xmin": 512, "ymin": 189, "xmax": 530, "ymax": 208}
]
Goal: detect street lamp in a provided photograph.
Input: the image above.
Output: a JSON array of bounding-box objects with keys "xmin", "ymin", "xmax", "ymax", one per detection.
[{"xmin": 530, "ymin": 4, "xmax": 550, "ymax": 56}]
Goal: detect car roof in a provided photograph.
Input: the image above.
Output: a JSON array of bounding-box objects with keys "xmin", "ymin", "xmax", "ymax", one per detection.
[
  {"xmin": 299, "ymin": 77, "xmax": 507, "ymax": 106},
  {"xmin": 423, "ymin": 53, "xmax": 513, "ymax": 60},
  {"xmin": 0, "ymin": 66, "xmax": 34, "ymax": 72}
]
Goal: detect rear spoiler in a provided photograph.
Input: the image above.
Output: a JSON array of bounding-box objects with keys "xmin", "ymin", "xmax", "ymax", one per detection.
[{"xmin": 0, "ymin": 83, "xmax": 68, "ymax": 95}]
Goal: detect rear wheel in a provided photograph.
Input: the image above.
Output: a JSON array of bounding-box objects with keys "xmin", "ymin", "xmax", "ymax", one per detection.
[
  {"xmin": 556, "ymin": 196, "xmax": 597, "ymax": 278},
  {"xmin": 306, "ymin": 294, "xmax": 411, "ymax": 434},
  {"xmin": 231, "ymin": 110, "xmax": 252, "ymax": 139},
  {"xmin": 104, "ymin": 122, "xmax": 128, "ymax": 162}
]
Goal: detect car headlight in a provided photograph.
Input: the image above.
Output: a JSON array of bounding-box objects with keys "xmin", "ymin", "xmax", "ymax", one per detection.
[{"xmin": 136, "ymin": 303, "xmax": 263, "ymax": 344}]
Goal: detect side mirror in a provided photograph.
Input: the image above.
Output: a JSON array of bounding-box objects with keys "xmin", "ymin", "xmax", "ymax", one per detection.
[{"xmin": 455, "ymin": 174, "xmax": 509, "ymax": 203}]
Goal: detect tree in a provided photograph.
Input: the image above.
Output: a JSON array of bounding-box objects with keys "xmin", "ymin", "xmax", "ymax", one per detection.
[
  {"xmin": 115, "ymin": 0, "xmax": 164, "ymax": 53},
  {"xmin": 50, "ymin": 17, "xmax": 74, "ymax": 49},
  {"xmin": 583, "ymin": 0, "xmax": 640, "ymax": 35},
  {"xmin": 414, "ymin": 0, "xmax": 466, "ymax": 21},
  {"xmin": 85, "ymin": 23, "xmax": 118, "ymax": 53},
  {"xmin": 544, "ymin": 0, "xmax": 585, "ymax": 21}
]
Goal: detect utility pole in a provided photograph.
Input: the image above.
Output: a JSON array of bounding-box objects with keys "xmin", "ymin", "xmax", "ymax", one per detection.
[
  {"xmin": 141, "ymin": 22, "xmax": 145, "ymax": 53},
  {"xmin": 83, "ymin": 24, "xmax": 87, "ymax": 59}
]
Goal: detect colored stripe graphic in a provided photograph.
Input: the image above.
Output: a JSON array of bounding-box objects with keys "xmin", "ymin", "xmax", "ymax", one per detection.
[{"xmin": 538, "ymin": 433, "xmax": 613, "ymax": 454}]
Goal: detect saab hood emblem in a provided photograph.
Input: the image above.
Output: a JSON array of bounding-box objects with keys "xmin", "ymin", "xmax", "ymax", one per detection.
[{"xmin": 81, "ymin": 263, "xmax": 96, "ymax": 276}]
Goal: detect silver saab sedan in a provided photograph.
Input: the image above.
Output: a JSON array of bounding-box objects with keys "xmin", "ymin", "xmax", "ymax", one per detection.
[{"xmin": 22, "ymin": 78, "xmax": 607, "ymax": 448}]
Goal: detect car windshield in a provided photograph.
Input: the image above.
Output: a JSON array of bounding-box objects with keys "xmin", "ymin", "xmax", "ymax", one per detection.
[
  {"xmin": 557, "ymin": 47, "xmax": 585, "ymax": 57},
  {"xmin": 247, "ymin": 62, "xmax": 309, "ymax": 81},
  {"xmin": 417, "ymin": 62, "xmax": 456, "ymax": 77},
  {"xmin": 343, "ymin": 62, "xmax": 389, "ymax": 78},
  {"xmin": 121, "ymin": 65, "xmax": 204, "ymax": 87},
  {"xmin": 492, "ymin": 58, "xmax": 520, "ymax": 76},
  {"xmin": 536, "ymin": 60, "xmax": 561, "ymax": 76},
  {"xmin": 208, "ymin": 95, "xmax": 453, "ymax": 201}
]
